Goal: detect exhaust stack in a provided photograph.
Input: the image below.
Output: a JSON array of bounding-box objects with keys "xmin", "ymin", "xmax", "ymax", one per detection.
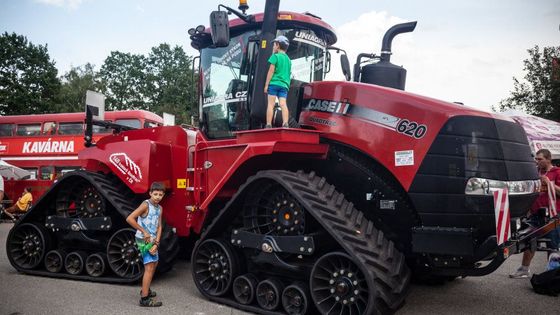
[{"xmin": 358, "ymin": 21, "xmax": 417, "ymax": 90}]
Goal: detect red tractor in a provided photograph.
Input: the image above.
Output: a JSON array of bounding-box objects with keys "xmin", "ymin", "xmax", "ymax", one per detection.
[{"xmin": 7, "ymin": 1, "xmax": 557, "ymax": 314}]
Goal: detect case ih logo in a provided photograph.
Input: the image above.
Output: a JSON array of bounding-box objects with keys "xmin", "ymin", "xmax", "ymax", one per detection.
[
  {"xmin": 306, "ymin": 98, "xmax": 351, "ymax": 115},
  {"xmin": 0, "ymin": 143, "xmax": 7, "ymax": 154},
  {"xmin": 22, "ymin": 140, "xmax": 75, "ymax": 153},
  {"xmin": 109, "ymin": 153, "xmax": 143, "ymax": 184}
]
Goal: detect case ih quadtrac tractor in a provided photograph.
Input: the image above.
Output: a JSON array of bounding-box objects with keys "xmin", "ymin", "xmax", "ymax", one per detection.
[{"xmin": 7, "ymin": 1, "xmax": 559, "ymax": 314}]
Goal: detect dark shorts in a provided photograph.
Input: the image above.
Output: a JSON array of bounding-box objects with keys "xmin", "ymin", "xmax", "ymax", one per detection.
[
  {"xmin": 528, "ymin": 215, "xmax": 560, "ymax": 249},
  {"xmin": 267, "ymin": 85, "xmax": 288, "ymax": 98}
]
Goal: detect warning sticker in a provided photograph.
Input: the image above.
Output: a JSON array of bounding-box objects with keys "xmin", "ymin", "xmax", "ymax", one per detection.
[
  {"xmin": 395, "ymin": 150, "xmax": 414, "ymax": 166},
  {"xmin": 177, "ymin": 178, "xmax": 187, "ymax": 189}
]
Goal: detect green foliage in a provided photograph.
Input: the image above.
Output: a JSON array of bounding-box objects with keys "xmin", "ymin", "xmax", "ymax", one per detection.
[
  {"xmin": 145, "ymin": 44, "xmax": 196, "ymax": 125},
  {"xmin": 0, "ymin": 32, "xmax": 196, "ymax": 124},
  {"xmin": 98, "ymin": 45, "xmax": 196, "ymax": 124},
  {"xmin": 0, "ymin": 32, "xmax": 60, "ymax": 115},
  {"xmin": 99, "ymin": 51, "xmax": 148, "ymax": 110},
  {"xmin": 497, "ymin": 45, "xmax": 560, "ymax": 122},
  {"xmin": 57, "ymin": 63, "xmax": 102, "ymax": 112}
]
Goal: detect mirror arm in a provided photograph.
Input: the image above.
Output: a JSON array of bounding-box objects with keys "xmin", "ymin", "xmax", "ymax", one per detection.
[{"xmin": 218, "ymin": 4, "xmax": 255, "ymax": 24}]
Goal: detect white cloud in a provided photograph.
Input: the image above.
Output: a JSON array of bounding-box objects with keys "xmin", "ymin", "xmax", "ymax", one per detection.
[
  {"xmin": 327, "ymin": 10, "xmax": 523, "ymax": 112},
  {"xmin": 35, "ymin": 0, "xmax": 85, "ymax": 10}
]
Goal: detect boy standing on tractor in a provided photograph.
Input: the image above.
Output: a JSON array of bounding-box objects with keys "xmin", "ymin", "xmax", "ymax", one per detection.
[
  {"xmin": 264, "ymin": 35, "xmax": 291, "ymax": 128},
  {"xmin": 126, "ymin": 182, "xmax": 165, "ymax": 307}
]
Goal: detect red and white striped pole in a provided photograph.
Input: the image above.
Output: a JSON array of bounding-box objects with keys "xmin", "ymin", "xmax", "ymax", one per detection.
[{"xmin": 493, "ymin": 188, "xmax": 511, "ymax": 245}]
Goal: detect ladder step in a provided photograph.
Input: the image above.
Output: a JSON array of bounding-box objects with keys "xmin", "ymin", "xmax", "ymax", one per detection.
[
  {"xmin": 187, "ymin": 168, "xmax": 195, "ymax": 172},
  {"xmin": 186, "ymin": 205, "xmax": 196, "ymax": 211},
  {"xmin": 186, "ymin": 187, "xmax": 195, "ymax": 191}
]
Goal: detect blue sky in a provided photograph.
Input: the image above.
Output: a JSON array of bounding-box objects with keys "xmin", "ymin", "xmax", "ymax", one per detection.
[{"xmin": 1, "ymin": 0, "xmax": 559, "ymax": 112}]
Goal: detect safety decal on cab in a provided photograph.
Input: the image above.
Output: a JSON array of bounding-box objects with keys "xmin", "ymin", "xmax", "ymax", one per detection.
[
  {"xmin": 303, "ymin": 98, "xmax": 428, "ymax": 139},
  {"xmin": 177, "ymin": 178, "xmax": 187, "ymax": 189},
  {"xmin": 109, "ymin": 153, "xmax": 143, "ymax": 184},
  {"xmin": 395, "ymin": 150, "xmax": 414, "ymax": 166}
]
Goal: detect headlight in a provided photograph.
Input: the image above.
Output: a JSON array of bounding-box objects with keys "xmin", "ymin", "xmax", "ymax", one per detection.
[{"xmin": 465, "ymin": 178, "xmax": 540, "ymax": 195}]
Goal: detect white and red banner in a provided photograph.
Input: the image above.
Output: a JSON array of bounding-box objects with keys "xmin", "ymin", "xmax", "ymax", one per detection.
[
  {"xmin": 548, "ymin": 180, "xmax": 558, "ymax": 218},
  {"xmin": 493, "ymin": 188, "xmax": 511, "ymax": 245}
]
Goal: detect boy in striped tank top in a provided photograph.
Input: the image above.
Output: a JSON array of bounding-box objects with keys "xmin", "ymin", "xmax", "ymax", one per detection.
[{"xmin": 126, "ymin": 182, "xmax": 165, "ymax": 307}]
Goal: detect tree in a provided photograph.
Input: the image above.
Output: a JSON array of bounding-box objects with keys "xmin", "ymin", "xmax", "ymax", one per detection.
[
  {"xmin": 57, "ymin": 63, "xmax": 103, "ymax": 112},
  {"xmin": 497, "ymin": 45, "xmax": 560, "ymax": 122},
  {"xmin": 0, "ymin": 32, "xmax": 61, "ymax": 115},
  {"xmin": 98, "ymin": 51, "xmax": 148, "ymax": 111},
  {"xmin": 145, "ymin": 44, "xmax": 195, "ymax": 124},
  {"xmin": 98, "ymin": 45, "xmax": 196, "ymax": 124}
]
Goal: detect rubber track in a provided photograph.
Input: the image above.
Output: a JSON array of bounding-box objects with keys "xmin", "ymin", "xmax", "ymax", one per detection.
[
  {"xmin": 194, "ymin": 170, "xmax": 411, "ymax": 315},
  {"xmin": 7, "ymin": 170, "xmax": 178, "ymax": 283}
]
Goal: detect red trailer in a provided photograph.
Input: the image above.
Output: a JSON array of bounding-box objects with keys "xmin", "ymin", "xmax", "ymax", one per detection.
[{"xmin": 0, "ymin": 110, "xmax": 163, "ymax": 202}]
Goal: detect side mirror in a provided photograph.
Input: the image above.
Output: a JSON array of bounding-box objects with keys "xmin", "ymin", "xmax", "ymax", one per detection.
[
  {"xmin": 210, "ymin": 11, "xmax": 230, "ymax": 47},
  {"xmin": 340, "ymin": 54, "xmax": 351, "ymax": 81}
]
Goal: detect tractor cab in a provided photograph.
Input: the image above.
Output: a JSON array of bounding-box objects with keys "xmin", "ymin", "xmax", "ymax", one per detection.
[{"xmin": 189, "ymin": 5, "xmax": 337, "ymax": 139}]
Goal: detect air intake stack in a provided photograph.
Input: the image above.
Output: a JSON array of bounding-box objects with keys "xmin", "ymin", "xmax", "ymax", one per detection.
[{"xmin": 358, "ymin": 21, "xmax": 417, "ymax": 90}]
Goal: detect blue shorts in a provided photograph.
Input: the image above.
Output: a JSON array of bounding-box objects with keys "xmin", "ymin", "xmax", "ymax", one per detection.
[
  {"xmin": 267, "ymin": 85, "xmax": 288, "ymax": 98},
  {"xmin": 136, "ymin": 238, "xmax": 159, "ymax": 264}
]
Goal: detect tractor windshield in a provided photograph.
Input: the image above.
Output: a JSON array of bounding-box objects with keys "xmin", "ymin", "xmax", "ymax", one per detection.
[{"xmin": 201, "ymin": 28, "xmax": 327, "ymax": 139}]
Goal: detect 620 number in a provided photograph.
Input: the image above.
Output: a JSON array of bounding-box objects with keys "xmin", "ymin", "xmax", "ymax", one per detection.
[{"xmin": 396, "ymin": 119, "xmax": 427, "ymax": 139}]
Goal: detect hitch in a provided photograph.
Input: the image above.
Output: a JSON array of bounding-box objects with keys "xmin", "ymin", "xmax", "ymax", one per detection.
[{"xmin": 507, "ymin": 216, "xmax": 560, "ymax": 255}]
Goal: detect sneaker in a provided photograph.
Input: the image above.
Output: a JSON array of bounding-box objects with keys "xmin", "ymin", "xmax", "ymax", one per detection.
[
  {"xmin": 265, "ymin": 124, "xmax": 272, "ymax": 129},
  {"xmin": 282, "ymin": 122, "xmax": 289, "ymax": 128},
  {"xmin": 139, "ymin": 296, "xmax": 162, "ymax": 307},
  {"xmin": 140, "ymin": 289, "xmax": 156, "ymax": 298},
  {"xmin": 509, "ymin": 267, "xmax": 530, "ymax": 278}
]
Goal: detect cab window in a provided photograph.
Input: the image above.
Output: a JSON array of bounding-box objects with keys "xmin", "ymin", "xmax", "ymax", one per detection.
[
  {"xmin": 116, "ymin": 119, "xmax": 141, "ymax": 129},
  {"xmin": 93, "ymin": 121, "xmax": 112, "ymax": 134},
  {"xmin": 0, "ymin": 124, "xmax": 14, "ymax": 136},
  {"xmin": 22, "ymin": 168, "xmax": 37, "ymax": 180},
  {"xmin": 40, "ymin": 166, "xmax": 55, "ymax": 180},
  {"xmin": 42, "ymin": 122, "xmax": 57, "ymax": 135},
  {"xmin": 144, "ymin": 120, "xmax": 160, "ymax": 128},
  {"xmin": 58, "ymin": 122, "xmax": 83, "ymax": 135},
  {"xmin": 16, "ymin": 124, "xmax": 41, "ymax": 136}
]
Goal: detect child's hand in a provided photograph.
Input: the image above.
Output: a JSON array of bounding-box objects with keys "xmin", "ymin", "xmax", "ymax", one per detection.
[
  {"xmin": 143, "ymin": 231, "xmax": 151, "ymax": 242},
  {"xmin": 149, "ymin": 244, "xmax": 158, "ymax": 255},
  {"xmin": 264, "ymin": 85, "xmax": 268, "ymax": 94}
]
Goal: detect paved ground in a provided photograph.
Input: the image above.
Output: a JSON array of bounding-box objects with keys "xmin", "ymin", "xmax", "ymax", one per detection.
[{"xmin": 0, "ymin": 222, "xmax": 558, "ymax": 315}]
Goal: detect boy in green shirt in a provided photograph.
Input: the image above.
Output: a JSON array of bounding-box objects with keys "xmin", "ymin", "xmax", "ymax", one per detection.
[{"xmin": 264, "ymin": 35, "xmax": 291, "ymax": 128}]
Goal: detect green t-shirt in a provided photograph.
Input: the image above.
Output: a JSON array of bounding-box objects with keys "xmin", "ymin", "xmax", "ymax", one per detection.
[{"xmin": 268, "ymin": 52, "xmax": 291, "ymax": 89}]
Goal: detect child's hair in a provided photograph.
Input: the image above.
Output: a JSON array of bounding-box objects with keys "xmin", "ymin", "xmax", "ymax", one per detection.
[
  {"xmin": 277, "ymin": 41, "xmax": 289, "ymax": 51},
  {"xmin": 24, "ymin": 186, "xmax": 32, "ymax": 192},
  {"xmin": 150, "ymin": 182, "xmax": 165, "ymax": 192}
]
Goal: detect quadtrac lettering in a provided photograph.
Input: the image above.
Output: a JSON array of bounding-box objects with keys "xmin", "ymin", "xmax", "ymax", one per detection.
[
  {"xmin": 396, "ymin": 119, "xmax": 427, "ymax": 139},
  {"xmin": 305, "ymin": 98, "xmax": 351, "ymax": 115}
]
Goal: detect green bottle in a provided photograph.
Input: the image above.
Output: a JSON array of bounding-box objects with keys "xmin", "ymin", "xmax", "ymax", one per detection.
[{"xmin": 137, "ymin": 240, "xmax": 153, "ymax": 255}]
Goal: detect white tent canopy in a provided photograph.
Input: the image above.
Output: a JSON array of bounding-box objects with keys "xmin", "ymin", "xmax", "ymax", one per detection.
[
  {"xmin": 0, "ymin": 159, "xmax": 32, "ymax": 180},
  {"xmin": 501, "ymin": 109, "xmax": 560, "ymax": 160}
]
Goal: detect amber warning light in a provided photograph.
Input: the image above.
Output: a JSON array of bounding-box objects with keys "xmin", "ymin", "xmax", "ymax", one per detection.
[{"xmin": 238, "ymin": 0, "xmax": 249, "ymax": 14}]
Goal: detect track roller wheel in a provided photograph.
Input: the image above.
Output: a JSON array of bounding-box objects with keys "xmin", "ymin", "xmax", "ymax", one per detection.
[
  {"xmin": 77, "ymin": 186, "xmax": 105, "ymax": 218},
  {"xmin": 107, "ymin": 228, "xmax": 143, "ymax": 279},
  {"xmin": 65, "ymin": 251, "xmax": 87, "ymax": 275},
  {"xmin": 256, "ymin": 278, "xmax": 284, "ymax": 311},
  {"xmin": 44, "ymin": 249, "xmax": 66, "ymax": 273},
  {"xmin": 233, "ymin": 274, "xmax": 258, "ymax": 305},
  {"xmin": 56, "ymin": 180, "xmax": 106, "ymax": 218},
  {"xmin": 86, "ymin": 252, "xmax": 107, "ymax": 277},
  {"xmin": 282, "ymin": 282, "xmax": 311, "ymax": 315},
  {"xmin": 192, "ymin": 239, "xmax": 239, "ymax": 297},
  {"xmin": 7, "ymin": 223, "xmax": 52, "ymax": 270},
  {"xmin": 310, "ymin": 252, "xmax": 369, "ymax": 315}
]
